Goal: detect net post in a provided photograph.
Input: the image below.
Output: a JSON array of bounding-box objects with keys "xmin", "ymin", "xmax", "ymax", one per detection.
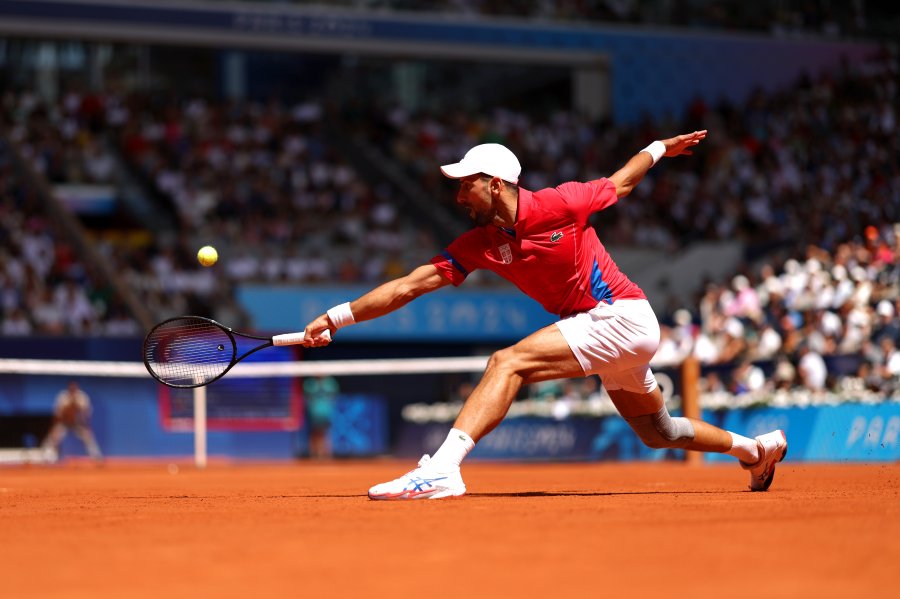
[
  {"xmin": 680, "ymin": 355, "xmax": 703, "ymax": 466},
  {"xmin": 193, "ymin": 385, "xmax": 207, "ymax": 468}
]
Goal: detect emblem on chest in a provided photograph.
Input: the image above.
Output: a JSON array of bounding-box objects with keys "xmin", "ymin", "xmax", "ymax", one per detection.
[{"xmin": 497, "ymin": 243, "xmax": 513, "ymax": 264}]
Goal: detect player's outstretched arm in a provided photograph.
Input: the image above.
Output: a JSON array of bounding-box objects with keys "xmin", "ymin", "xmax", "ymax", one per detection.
[
  {"xmin": 608, "ymin": 130, "xmax": 708, "ymax": 198},
  {"xmin": 303, "ymin": 264, "xmax": 451, "ymax": 345}
]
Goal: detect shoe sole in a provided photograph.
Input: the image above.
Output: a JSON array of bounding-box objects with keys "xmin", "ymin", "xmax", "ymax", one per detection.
[
  {"xmin": 368, "ymin": 487, "xmax": 466, "ymax": 501},
  {"xmin": 752, "ymin": 433, "xmax": 788, "ymax": 492},
  {"xmin": 429, "ymin": 487, "xmax": 466, "ymax": 500}
]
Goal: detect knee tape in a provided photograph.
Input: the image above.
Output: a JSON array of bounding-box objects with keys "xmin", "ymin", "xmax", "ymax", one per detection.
[{"xmin": 624, "ymin": 405, "xmax": 695, "ymax": 449}]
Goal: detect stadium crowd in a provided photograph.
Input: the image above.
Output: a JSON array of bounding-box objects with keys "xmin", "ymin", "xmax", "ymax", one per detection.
[
  {"xmin": 660, "ymin": 228, "xmax": 900, "ymax": 402},
  {"xmin": 357, "ymin": 47, "xmax": 899, "ymax": 402},
  {"xmin": 1, "ymin": 88, "xmax": 443, "ymax": 325},
  {"xmin": 517, "ymin": 224, "xmax": 900, "ymax": 412},
  {"xmin": 0, "ymin": 130, "xmax": 139, "ymax": 337},
  {"xmin": 370, "ymin": 45, "xmax": 898, "ymax": 255},
  {"xmin": 111, "ymin": 93, "xmax": 441, "ymax": 323},
  {"xmin": 0, "ymin": 38, "xmax": 897, "ymax": 407}
]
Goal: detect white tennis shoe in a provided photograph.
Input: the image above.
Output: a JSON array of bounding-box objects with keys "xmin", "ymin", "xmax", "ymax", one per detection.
[
  {"xmin": 368, "ymin": 454, "xmax": 466, "ymax": 500},
  {"xmin": 741, "ymin": 430, "xmax": 788, "ymax": 492}
]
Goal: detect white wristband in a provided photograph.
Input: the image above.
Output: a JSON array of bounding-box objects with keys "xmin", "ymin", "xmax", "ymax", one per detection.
[
  {"xmin": 326, "ymin": 302, "xmax": 356, "ymax": 329},
  {"xmin": 641, "ymin": 140, "xmax": 666, "ymax": 166}
]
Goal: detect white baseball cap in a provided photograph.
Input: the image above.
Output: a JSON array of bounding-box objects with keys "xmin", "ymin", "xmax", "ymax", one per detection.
[{"xmin": 440, "ymin": 143, "xmax": 521, "ymax": 184}]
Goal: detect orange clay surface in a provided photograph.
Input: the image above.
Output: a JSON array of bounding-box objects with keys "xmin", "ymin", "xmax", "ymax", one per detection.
[{"xmin": 1, "ymin": 460, "xmax": 898, "ymax": 599}]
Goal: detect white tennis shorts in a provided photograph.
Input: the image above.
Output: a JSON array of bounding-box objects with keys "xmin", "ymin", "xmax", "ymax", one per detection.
[{"xmin": 555, "ymin": 299, "xmax": 660, "ymax": 393}]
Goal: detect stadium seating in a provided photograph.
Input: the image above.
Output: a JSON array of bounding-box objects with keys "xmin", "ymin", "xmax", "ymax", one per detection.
[
  {"xmin": 0, "ymin": 131, "xmax": 139, "ymax": 336},
  {"xmin": 270, "ymin": 0, "xmax": 893, "ymax": 39},
  {"xmin": 0, "ymin": 8, "xmax": 896, "ymax": 408}
]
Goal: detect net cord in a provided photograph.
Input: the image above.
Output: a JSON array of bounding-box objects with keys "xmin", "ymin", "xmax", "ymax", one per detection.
[
  {"xmin": 0, "ymin": 357, "xmax": 491, "ymax": 377},
  {"xmin": 0, "ymin": 356, "xmax": 490, "ymax": 469}
]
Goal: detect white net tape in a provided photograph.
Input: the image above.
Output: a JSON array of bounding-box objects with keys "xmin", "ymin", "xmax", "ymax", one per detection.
[
  {"xmin": 0, "ymin": 356, "xmax": 491, "ymax": 467},
  {"xmin": 0, "ymin": 356, "xmax": 490, "ymax": 378}
]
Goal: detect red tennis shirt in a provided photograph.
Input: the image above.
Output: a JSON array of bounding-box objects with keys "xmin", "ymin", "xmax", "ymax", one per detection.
[{"xmin": 431, "ymin": 178, "xmax": 646, "ymax": 318}]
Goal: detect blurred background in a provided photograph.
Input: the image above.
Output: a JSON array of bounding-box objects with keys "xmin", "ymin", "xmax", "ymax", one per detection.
[{"xmin": 0, "ymin": 0, "xmax": 898, "ymax": 464}]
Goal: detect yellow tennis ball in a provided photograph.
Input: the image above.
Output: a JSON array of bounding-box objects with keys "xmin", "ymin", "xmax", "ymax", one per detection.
[{"xmin": 197, "ymin": 245, "xmax": 218, "ymax": 267}]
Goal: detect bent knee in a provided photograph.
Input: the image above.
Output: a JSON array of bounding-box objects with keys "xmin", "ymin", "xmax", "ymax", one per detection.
[
  {"xmin": 485, "ymin": 346, "xmax": 522, "ymax": 374},
  {"xmin": 624, "ymin": 406, "xmax": 695, "ymax": 449},
  {"xmin": 639, "ymin": 436, "xmax": 673, "ymax": 450}
]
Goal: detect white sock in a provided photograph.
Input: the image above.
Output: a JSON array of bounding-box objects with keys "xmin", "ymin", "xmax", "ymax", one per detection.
[
  {"xmin": 726, "ymin": 431, "xmax": 759, "ymax": 464},
  {"xmin": 430, "ymin": 428, "xmax": 475, "ymax": 470}
]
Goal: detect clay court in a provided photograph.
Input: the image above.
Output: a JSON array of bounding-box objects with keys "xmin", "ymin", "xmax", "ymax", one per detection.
[{"xmin": 2, "ymin": 460, "xmax": 898, "ymax": 598}]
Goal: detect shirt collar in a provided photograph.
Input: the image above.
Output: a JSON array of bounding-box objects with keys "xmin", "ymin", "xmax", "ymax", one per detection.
[{"xmin": 500, "ymin": 187, "xmax": 530, "ymax": 235}]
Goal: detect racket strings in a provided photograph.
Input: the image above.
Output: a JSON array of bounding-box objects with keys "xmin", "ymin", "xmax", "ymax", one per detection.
[{"xmin": 144, "ymin": 318, "xmax": 234, "ymax": 386}]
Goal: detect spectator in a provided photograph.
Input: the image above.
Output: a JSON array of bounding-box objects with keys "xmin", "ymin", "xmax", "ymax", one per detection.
[
  {"xmin": 873, "ymin": 299, "xmax": 900, "ymax": 343},
  {"xmin": 752, "ymin": 320, "xmax": 783, "ymax": 360},
  {"xmin": 700, "ymin": 371, "xmax": 727, "ymax": 394},
  {"xmin": 874, "ymin": 337, "xmax": 900, "ymax": 386},
  {"xmin": 797, "ymin": 343, "xmax": 828, "ymax": 393},
  {"xmin": 1, "ymin": 306, "xmax": 32, "ymax": 335},
  {"xmin": 772, "ymin": 354, "xmax": 797, "ymax": 390},
  {"xmin": 653, "ymin": 325, "xmax": 689, "ymax": 366},
  {"xmin": 718, "ymin": 316, "xmax": 748, "ymax": 363},
  {"xmin": 854, "ymin": 359, "xmax": 890, "ymax": 395},
  {"xmin": 725, "ymin": 274, "xmax": 762, "ymax": 323},
  {"xmin": 729, "ymin": 358, "xmax": 766, "ymax": 395}
]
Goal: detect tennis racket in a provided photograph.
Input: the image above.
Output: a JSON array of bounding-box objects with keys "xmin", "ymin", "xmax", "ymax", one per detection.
[{"xmin": 142, "ymin": 315, "xmax": 329, "ymax": 388}]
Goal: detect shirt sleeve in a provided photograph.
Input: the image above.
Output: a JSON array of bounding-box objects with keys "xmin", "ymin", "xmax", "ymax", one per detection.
[
  {"xmin": 429, "ymin": 231, "xmax": 481, "ymax": 286},
  {"xmin": 430, "ymin": 252, "xmax": 468, "ymax": 286},
  {"xmin": 558, "ymin": 178, "xmax": 619, "ymax": 223}
]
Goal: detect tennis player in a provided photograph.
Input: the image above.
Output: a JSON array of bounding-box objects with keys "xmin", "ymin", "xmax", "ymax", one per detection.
[
  {"xmin": 302, "ymin": 130, "xmax": 787, "ymax": 499},
  {"xmin": 41, "ymin": 380, "xmax": 103, "ymax": 462}
]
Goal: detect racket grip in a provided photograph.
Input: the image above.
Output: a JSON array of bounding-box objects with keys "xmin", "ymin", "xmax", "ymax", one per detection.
[{"xmin": 272, "ymin": 330, "xmax": 331, "ymax": 346}]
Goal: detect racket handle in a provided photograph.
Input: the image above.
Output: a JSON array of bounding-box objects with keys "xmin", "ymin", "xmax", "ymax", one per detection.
[{"xmin": 272, "ymin": 329, "xmax": 331, "ymax": 346}]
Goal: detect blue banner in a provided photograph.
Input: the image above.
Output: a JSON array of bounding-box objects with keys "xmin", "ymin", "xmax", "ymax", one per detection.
[
  {"xmin": 705, "ymin": 403, "xmax": 900, "ymax": 463},
  {"xmin": 397, "ymin": 402, "xmax": 900, "ymax": 462},
  {"xmin": 238, "ymin": 285, "xmax": 556, "ymax": 342},
  {"xmin": 395, "ymin": 417, "xmax": 682, "ymax": 461}
]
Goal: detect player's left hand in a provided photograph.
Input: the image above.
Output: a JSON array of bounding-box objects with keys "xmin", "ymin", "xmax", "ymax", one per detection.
[{"xmin": 662, "ymin": 130, "xmax": 708, "ymax": 157}]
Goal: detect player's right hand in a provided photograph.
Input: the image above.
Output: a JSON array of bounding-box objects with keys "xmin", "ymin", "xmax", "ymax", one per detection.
[{"xmin": 303, "ymin": 314, "xmax": 335, "ymax": 347}]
